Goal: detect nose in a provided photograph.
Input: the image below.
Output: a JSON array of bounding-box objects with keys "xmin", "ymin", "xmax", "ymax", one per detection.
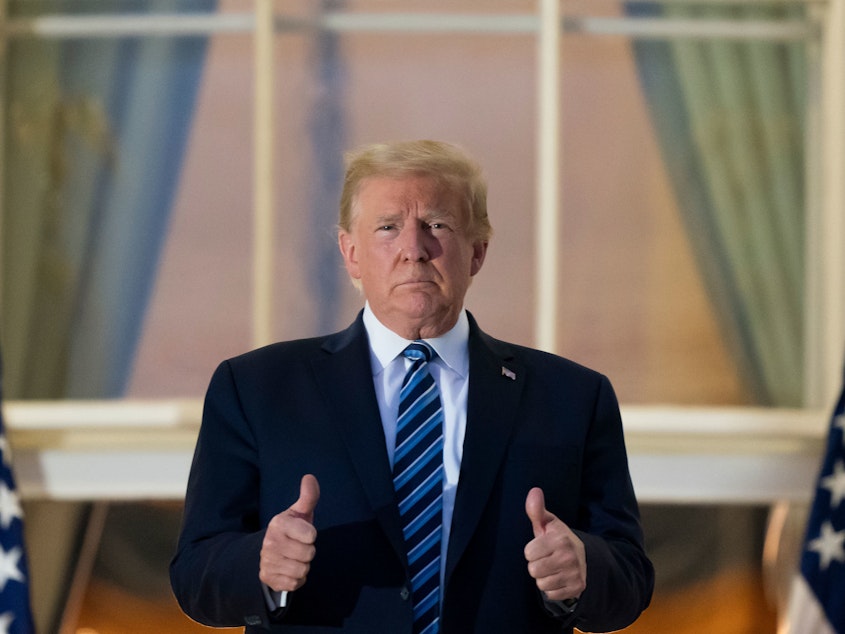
[{"xmin": 399, "ymin": 222, "xmax": 430, "ymax": 262}]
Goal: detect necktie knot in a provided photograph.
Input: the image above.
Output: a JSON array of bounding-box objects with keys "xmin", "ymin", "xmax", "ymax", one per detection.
[{"xmin": 404, "ymin": 341, "xmax": 433, "ymax": 363}]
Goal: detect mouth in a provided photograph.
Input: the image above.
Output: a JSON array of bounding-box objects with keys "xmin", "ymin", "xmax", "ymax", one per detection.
[{"xmin": 397, "ymin": 280, "xmax": 436, "ymax": 288}]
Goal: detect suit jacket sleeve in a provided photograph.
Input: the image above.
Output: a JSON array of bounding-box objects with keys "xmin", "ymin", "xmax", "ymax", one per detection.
[
  {"xmin": 169, "ymin": 359, "xmax": 277, "ymax": 629},
  {"xmin": 566, "ymin": 374, "xmax": 654, "ymax": 632}
]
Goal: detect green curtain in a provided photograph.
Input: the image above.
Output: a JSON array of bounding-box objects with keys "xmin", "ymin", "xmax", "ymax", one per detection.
[
  {"xmin": 2, "ymin": 0, "xmax": 214, "ymax": 400},
  {"xmin": 627, "ymin": 3, "xmax": 807, "ymax": 407}
]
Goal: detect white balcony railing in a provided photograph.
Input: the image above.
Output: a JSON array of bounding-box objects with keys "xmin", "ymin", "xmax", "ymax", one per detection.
[{"xmin": 4, "ymin": 400, "xmax": 828, "ymax": 504}]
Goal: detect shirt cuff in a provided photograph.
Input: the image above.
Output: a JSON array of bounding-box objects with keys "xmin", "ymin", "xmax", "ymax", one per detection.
[
  {"xmin": 262, "ymin": 585, "xmax": 288, "ymax": 611},
  {"xmin": 542, "ymin": 593, "xmax": 579, "ymax": 617}
]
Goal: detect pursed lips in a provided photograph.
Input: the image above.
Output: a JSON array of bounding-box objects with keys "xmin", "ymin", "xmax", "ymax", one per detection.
[{"xmin": 395, "ymin": 279, "xmax": 437, "ymax": 288}]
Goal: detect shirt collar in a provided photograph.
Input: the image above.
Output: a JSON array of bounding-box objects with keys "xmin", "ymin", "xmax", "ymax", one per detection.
[{"xmin": 363, "ymin": 303, "xmax": 470, "ymax": 378}]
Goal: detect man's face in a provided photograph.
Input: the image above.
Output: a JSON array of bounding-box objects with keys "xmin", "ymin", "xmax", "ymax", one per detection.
[{"xmin": 338, "ymin": 174, "xmax": 488, "ymax": 340}]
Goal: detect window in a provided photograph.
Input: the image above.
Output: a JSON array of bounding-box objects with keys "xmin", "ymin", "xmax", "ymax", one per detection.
[{"xmin": 3, "ymin": 2, "xmax": 843, "ymax": 632}]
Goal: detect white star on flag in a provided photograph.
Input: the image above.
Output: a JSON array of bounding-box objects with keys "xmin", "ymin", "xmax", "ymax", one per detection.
[
  {"xmin": 821, "ymin": 459, "xmax": 845, "ymax": 510},
  {"xmin": 0, "ymin": 484, "xmax": 22, "ymax": 531},
  {"xmin": 807, "ymin": 520, "xmax": 845, "ymax": 572},
  {"xmin": 0, "ymin": 546, "xmax": 25, "ymax": 592},
  {"xmin": 0, "ymin": 611, "xmax": 13, "ymax": 634}
]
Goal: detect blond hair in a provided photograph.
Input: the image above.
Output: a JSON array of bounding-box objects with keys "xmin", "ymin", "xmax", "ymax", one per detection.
[{"xmin": 338, "ymin": 140, "xmax": 492, "ymax": 241}]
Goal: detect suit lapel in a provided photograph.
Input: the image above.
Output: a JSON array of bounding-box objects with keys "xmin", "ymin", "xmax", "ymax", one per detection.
[
  {"xmin": 445, "ymin": 316, "xmax": 525, "ymax": 583},
  {"xmin": 309, "ymin": 314, "xmax": 407, "ymax": 563}
]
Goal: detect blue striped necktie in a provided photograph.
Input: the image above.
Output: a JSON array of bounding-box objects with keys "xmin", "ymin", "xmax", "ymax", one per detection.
[{"xmin": 393, "ymin": 341, "xmax": 444, "ymax": 634}]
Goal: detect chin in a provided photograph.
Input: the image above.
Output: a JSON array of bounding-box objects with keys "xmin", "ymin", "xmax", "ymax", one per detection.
[{"xmin": 402, "ymin": 300, "xmax": 437, "ymax": 320}]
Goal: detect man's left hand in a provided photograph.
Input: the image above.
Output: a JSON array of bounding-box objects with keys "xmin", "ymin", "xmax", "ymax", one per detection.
[{"xmin": 524, "ymin": 487, "xmax": 587, "ymax": 602}]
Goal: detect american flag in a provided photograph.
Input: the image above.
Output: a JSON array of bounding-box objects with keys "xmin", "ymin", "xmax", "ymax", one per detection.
[
  {"xmin": 787, "ymin": 368, "xmax": 845, "ymax": 634},
  {"xmin": 0, "ymin": 361, "xmax": 35, "ymax": 634}
]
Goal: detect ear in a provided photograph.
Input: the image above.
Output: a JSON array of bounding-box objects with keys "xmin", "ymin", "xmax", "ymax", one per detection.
[
  {"xmin": 338, "ymin": 231, "xmax": 362, "ymax": 280},
  {"xmin": 470, "ymin": 240, "xmax": 488, "ymax": 277}
]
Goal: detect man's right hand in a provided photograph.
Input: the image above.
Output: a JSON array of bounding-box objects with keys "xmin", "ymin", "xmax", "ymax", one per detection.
[{"xmin": 259, "ymin": 474, "xmax": 320, "ymax": 592}]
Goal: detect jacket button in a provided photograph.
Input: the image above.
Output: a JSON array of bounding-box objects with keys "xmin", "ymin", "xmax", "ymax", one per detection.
[{"xmin": 400, "ymin": 587, "xmax": 410, "ymax": 601}]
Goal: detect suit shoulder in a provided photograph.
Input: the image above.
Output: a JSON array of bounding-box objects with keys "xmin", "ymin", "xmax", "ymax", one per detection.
[
  {"xmin": 229, "ymin": 335, "xmax": 329, "ymax": 365},
  {"xmin": 222, "ymin": 314, "xmax": 365, "ymax": 373},
  {"xmin": 216, "ymin": 335, "xmax": 329, "ymax": 379}
]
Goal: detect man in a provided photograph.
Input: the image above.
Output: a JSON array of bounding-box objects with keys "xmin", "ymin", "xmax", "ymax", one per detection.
[{"xmin": 171, "ymin": 140, "xmax": 653, "ymax": 633}]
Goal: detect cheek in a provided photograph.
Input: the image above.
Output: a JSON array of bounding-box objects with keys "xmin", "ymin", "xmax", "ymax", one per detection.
[{"xmin": 357, "ymin": 247, "xmax": 394, "ymax": 282}]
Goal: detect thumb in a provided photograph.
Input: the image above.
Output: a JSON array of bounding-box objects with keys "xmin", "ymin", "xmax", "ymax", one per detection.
[
  {"xmin": 525, "ymin": 487, "xmax": 551, "ymax": 537},
  {"xmin": 289, "ymin": 474, "xmax": 320, "ymax": 522}
]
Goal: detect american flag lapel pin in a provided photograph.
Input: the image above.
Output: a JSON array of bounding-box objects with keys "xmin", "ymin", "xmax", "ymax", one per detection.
[{"xmin": 501, "ymin": 366, "xmax": 516, "ymax": 381}]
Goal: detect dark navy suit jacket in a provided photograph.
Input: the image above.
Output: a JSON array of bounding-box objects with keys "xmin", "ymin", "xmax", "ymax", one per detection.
[{"xmin": 170, "ymin": 312, "xmax": 653, "ymax": 632}]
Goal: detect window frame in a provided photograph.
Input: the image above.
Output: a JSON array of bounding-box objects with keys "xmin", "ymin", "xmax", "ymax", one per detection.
[{"xmin": 1, "ymin": 0, "xmax": 842, "ymax": 503}]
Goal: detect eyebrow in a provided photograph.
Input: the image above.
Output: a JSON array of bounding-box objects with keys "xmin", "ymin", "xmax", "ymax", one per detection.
[
  {"xmin": 373, "ymin": 209, "xmax": 454, "ymax": 222},
  {"xmin": 373, "ymin": 213, "xmax": 402, "ymax": 225}
]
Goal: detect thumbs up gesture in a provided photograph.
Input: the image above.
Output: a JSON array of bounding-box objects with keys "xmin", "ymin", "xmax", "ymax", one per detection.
[
  {"xmin": 260, "ymin": 474, "xmax": 321, "ymax": 593},
  {"xmin": 523, "ymin": 487, "xmax": 586, "ymax": 602}
]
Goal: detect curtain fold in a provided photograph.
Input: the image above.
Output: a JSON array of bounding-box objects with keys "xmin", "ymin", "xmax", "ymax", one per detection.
[
  {"xmin": 626, "ymin": 3, "xmax": 806, "ymax": 406},
  {"xmin": 2, "ymin": 0, "xmax": 215, "ymax": 399}
]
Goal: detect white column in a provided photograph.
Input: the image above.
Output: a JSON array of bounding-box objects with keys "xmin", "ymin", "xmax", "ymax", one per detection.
[
  {"xmin": 534, "ymin": 0, "xmax": 561, "ymax": 353},
  {"xmin": 253, "ymin": 0, "xmax": 275, "ymax": 347},
  {"xmin": 805, "ymin": 0, "xmax": 845, "ymax": 407}
]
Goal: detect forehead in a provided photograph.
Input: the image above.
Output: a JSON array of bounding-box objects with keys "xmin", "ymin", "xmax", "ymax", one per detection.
[{"xmin": 354, "ymin": 174, "xmax": 465, "ymax": 217}]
